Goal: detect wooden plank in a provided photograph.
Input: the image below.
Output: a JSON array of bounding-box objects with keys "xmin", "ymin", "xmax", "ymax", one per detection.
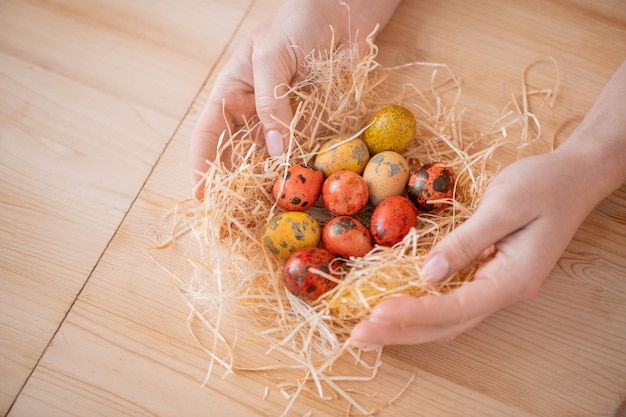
[
  {"xmin": 7, "ymin": 1, "xmax": 280, "ymax": 412},
  {"xmin": 6, "ymin": 0, "xmax": 626, "ymax": 416},
  {"xmin": 0, "ymin": 0, "xmax": 250, "ymax": 414}
]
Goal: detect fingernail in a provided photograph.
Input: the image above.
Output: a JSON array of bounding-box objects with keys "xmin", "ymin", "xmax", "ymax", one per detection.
[
  {"xmin": 421, "ymin": 253, "xmax": 450, "ymax": 283},
  {"xmin": 265, "ymin": 130, "xmax": 284, "ymax": 157}
]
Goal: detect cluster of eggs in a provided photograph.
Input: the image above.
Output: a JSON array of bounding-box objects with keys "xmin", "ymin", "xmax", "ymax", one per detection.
[{"xmin": 259, "ymin": 105, "xmax": 457, "ymax": 301}]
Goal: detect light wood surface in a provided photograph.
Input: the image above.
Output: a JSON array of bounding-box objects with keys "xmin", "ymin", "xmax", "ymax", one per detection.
[{"xmin": 1, "ymin": 1, "xmax": 625, "ymax": 416}]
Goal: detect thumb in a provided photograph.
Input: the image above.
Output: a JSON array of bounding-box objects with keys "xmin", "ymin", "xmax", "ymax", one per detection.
[
  {"xmin": 252, "ymin": 48, "xmax": 297, "ymax": 157},
  {"xmin": 420, "ymin": 197, "xmax": 527, "ymax": 283}
]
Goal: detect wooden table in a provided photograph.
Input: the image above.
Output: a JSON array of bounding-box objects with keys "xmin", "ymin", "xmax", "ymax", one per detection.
[{"xmin": 1, "ymin": 1, "xmax": 625, "ymax": 416}]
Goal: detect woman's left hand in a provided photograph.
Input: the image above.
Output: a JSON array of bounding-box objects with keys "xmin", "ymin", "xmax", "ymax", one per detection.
[{"xmin": 349, "ymin": 147, "xmax": 608, "ymax": 348}]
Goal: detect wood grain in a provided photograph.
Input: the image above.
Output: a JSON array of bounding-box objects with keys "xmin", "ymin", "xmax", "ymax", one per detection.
[
  {"xmin": 0, "ymin": 0, "xmax": 250, "ymax": 414},
  {"xmin": 1, "ymin": 0, "xmax": 625, "ymax": 416}
]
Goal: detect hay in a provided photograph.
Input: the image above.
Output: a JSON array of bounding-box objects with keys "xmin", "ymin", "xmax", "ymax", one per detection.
[{"xmin": 149, "ymin": 27, "xmax": 560, "ymax": 415}]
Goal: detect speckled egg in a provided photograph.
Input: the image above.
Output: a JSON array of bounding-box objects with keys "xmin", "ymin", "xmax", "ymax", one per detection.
[
  {"xmin": 282, "ymin": 247, "xmax": 341, "ymax": 301},
  {"xmin": 370, "ymin": 196, "xmax": 418, "ymax": 246},
  {"xmin": 313, "ymin": 136, "xmax": 370, "ymax": 177},
  {"xmin": 362, "ymin": 105, "xmax": 416, "ymax": 155},
  {"xmin": 321, "ymin": 170, "xmax": 369, "ymax": 216},
  {"xmin": 362, "ymin": 151, "xmax": 410, "ymax": 206},
  {"xmin": 407, "ymin": 162, "xmax": 457, "ymax": 212},
  {"xmin": 272, "ymin": 164, "xmax": 324, "ymax": 211},
  {"xmin": 260, "ymin": 212, "xmax": 321, "ymax": 258},
  {"xmin": 322, "ymin": 216, "xmax": 373, "ymax": 259}
]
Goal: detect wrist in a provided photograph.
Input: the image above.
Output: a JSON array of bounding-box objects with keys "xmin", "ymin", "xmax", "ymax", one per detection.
[
  {"xmin": 556, "ymin": 60, "xmax": 626, "ymax": 203},
  {"xmin": 556, "ymin": 126, "xmax": 626, "ymax": 209}
]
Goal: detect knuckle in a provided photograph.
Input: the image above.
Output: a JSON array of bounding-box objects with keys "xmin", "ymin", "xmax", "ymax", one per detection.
[
  {"xmin": 254, "ymin": 96, "xmax": 277, "ymax": 119},
  {"xmin": 447, "ymin": 230, "xmax": 483, "ymax": 268}
]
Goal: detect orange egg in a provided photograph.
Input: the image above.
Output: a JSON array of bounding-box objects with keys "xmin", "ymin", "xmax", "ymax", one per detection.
[
  {"xmin": 321, "ymin": 170, "xmax": 369, "ymax": 216},
  {"xmin": 282, "ymin": 247, "xmax": 341, "ymax": 301},
  {"xmin": 322, "ymin": 216, "xmax": 373, "ymax": 259},
  {"xmin": 273, "ymin": 164, "xmax": 324, "ymax": 211},
  {"xmin": 370, "ymin": 196, "xmax": 418, "ymax": 246}
]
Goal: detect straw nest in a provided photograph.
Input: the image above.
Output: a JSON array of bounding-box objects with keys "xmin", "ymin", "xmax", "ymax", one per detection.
[{"xmin": 150, "ymin": 27, "xmax": 560, "ymax": 415}]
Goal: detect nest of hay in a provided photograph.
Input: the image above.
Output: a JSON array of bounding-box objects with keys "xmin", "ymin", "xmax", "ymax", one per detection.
[{"xmin": 149, "ymin": 28, "xmax": 560, "ymax": 415}]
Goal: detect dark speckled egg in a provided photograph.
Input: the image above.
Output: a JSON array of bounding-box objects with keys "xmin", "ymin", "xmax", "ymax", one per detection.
[
  {"xmin": 407, "ymin": 163, "xmax": 457, "ymax": 212},
  {"xmin": 273, "ymin": 164, "xmax": 324, "ymax": 211},
  {"xmin": 282, "ymin": 247, "xmax": 341, "ymax": 301}
]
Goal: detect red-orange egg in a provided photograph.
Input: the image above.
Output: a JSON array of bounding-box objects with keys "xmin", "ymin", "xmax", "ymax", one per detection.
[
  {"xmin": 407, "ymin": 163, "xmax": 456, "ymax": 212},
  {"xmin": 321, "ymin": 170, "xmax": 369, "ymax": 216},
  {"xmin": 282, "ymin": 247, "xmax": 341, "ymax": 301},
  {"xmin": 370, "ymin": 196, "xmax": 418, "ymax": 246},
  {"xmin": 322, "ymin": 216, "xmax": 373, "ymax": 259},
  {"xmin": 273, "ymin": 164, "xmax": 324, "ymax": 211}
]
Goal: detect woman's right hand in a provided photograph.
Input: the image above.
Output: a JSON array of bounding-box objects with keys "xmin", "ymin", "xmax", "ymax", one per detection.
[{"xmin": 189, "ymin": 0, "xmax": 401, "ymax": 199}]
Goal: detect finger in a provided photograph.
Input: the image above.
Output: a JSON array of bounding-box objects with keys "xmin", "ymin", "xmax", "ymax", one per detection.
[
  {"xmin": 251, "ymin": 46, "xmax": 299, "ymax": 157},
  {"xmin": 348, "ymin": 254, "xmax": 514, "ymax": 348},
  {"xmin": 350, "ymin": 313, "xmax": 487, "ymax": 348},
  {"xmin": 421, "ymin": 185, "xmax": 535, "ymax": 283},
  {"xmin": 189, "ymin": 100, "xmax": 228, "ymax": 199},
  {"xmin": 368, "ymin": 269, "xmax": 515, "ymax": 328},
  {"xmin": 190, "ymin": 95, "xmax": 253, "ymax": 199},
  {"xmin": 366, "ymin": 218, "xmax": 551, "ymax": 330},
  {"xmin": 190, "ymin": 64, "xmax": 256, "ymax": 199}
]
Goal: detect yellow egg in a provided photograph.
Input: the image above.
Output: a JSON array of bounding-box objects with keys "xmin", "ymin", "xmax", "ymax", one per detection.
[
  {"xmin": 259, "ymin": 212, "xmax": 321, "ymax": 258},
  {"xmin": 313, "ymin": 136, "xmax": 370, "ymax": 177},
  {"xmin": 362, "ymin": 151, "xmax": 410, "ymax": 206},
  {"xmin": 362, "ymin": 105, "xmax": 416, "ymax": 155}
]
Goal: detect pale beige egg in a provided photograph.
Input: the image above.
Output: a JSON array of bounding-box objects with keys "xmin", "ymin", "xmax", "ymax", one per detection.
[{"xmin": 362, "ymin": 151, "xmax": 410, "ymax": 206}]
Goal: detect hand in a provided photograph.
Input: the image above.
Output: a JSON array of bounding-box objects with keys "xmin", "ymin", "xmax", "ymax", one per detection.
[
  {"xmin": 190, "ymin": 0, "xmax": 401, "ymax": 199},
  {"xmin": 349, "ymin": 59, "xmax": 626, "ymax": 349},
  {"xmin": 349, "ymin": 149, "xmax": 613, "ymax": 348}
]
